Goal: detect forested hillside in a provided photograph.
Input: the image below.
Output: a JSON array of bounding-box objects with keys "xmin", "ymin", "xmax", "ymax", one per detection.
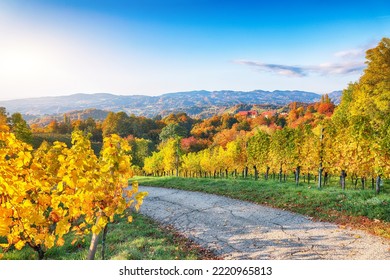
[
  {"xmin": 142, "ymin": 38, "xmax": 390, "ymax": 193},
  {"xmin": 0, "ymin": 90, "xmax": 330, "ymax": 119},
  {"xmin": 1, "ymin": 38, "xmax": 389, "ymax": 192}
]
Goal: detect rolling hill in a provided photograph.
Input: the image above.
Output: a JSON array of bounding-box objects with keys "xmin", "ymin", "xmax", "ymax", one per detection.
[{"xmin": 0, "ymin": 89, "xmax": 341, "ymax": 119}]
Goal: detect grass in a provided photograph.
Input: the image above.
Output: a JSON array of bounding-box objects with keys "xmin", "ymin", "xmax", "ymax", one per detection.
[
  {"xmin": 134, "ymin": 176, "xmax": 390, "ymax": 239},
  {"xmin": 1, "ymin": 213, "xmax": 218, "ymax": 260}
]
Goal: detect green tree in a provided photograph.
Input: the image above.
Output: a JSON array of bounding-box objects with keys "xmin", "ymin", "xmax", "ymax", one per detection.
[
  {"xmin": 159, "ymin": 123, "xmax": 187, "ymax": 142},
  {"xmin": 9, "ymin": 113, "xmax": 32, "ymax": 144},
  {"xmin": 162, "ymin": 112, "xmax": 196, "ymax": 136},
  {"xmin": 128, "ymin": 137, "xmax": 152, "ymax": 168}
]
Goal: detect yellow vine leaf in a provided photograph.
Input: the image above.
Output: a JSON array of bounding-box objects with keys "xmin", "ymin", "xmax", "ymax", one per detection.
[
  {"xmin": 0, "ymin": 222, "xmax": 10, "ymax": 236},
  {"xmin": 44, "ymin": 235, "xmax": 55, "ymax": 249},
  {"xmin": 55, "ymin": 219, "xmax": 71, "ymax": 237},
  {"xmin": 56, "ymin": 237, "xmax": 65, "ymax": 247},
  {"xmin": 91, "ymin": 225, "xmax": 100, "ymax": 235},
  {"xmin": 57, "ymin": 182, "xmax": 64, "ymax": 192},
  {"xmin": 14, "ymin": 240, "xmax": 26, "ymax": 251}
]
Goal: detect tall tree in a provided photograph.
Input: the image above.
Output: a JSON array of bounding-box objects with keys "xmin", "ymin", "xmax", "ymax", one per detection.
[
  {"xmin": 0, "ymin": 107, "xmax": 8, "ymax": 127},
  {"xmin": 102, "ymin": 112, "xmax": 129, "ymax": 137},
  {"xmin": 247, "ymin": 129, "xmax": 270, "ymax": 179},
  {"xmin": 332, "ymin": 37, "xmax": 390, "ymax": 187},
  {"xmin": 127, "ymin": 137, "xmax": 153, "ymax": 168},
  {"xmin": 159, "ymin": 123, "xmax": 187, "ymax": 142},
  {"xmin": 9, "ymin": 113, "xmax": 32, "ymax": 144}
]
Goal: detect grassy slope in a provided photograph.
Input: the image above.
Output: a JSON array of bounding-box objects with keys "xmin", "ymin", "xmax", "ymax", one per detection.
[
  {"xmin": 1, "ymin": 213, "xmax": 218, "ymax": 260},
  {"xmin": 135, "ymin": 176, "xmax": 390, "ymax": 239}
]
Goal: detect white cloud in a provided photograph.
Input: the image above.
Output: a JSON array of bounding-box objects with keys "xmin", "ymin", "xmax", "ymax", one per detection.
[
  {"xmin": 334, "ymin": 49, "xmax": 365, "ymax": 58},
  {"xmin": 235, "ymin": 42, "xmax": 369, "ymax": 78},
  {"xmin": 316, "ymin": 61, "xmax": 366, "ymax": 75},
  {"xmin": 235, "ymin": 59, "xmax": 365, "ymax": 77},
  {"xmin": 235, "ymin": 60, "xmax": 306, "ymax": 77}
]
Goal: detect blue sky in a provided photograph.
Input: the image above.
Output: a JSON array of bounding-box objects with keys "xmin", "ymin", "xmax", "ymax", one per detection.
[{"xmin": 0, "ymin": 0, "xmax": 389, "ymax": 100}]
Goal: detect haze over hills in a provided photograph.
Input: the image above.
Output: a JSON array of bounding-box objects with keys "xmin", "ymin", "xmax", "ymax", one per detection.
[{"xmin": 0, "ymin": 90, "xmax": 342, "ymax": 120}]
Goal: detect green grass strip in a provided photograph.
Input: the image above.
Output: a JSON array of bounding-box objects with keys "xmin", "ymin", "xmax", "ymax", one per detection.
[{"xmin": 1, "ymin": 213, "xmax": 216, "ymax": 260}]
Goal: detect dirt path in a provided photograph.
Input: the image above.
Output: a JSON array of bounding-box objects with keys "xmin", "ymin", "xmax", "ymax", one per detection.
[{"xmin": 139, "ymin": 186, "xmax": 390, "ymax": 260}]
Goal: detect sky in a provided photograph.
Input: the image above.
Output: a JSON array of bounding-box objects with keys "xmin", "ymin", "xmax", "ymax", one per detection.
[{"xmin": 0, "ymin": 0, "xmax": 389, "ymax": 100}]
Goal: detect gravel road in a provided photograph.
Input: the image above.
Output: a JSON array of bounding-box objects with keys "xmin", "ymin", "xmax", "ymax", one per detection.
[{"xmin": 139, "ymin": 186, "xmax": 390, "ymax": 260}]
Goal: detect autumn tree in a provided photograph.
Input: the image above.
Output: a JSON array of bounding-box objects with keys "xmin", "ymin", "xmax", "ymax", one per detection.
[
  {"xmin": 162, "ymin": 112, "xmax": 197, "ymax": 136},
  {"xmin": 181, "ymin": 152, "xmax": 201, "ymax": 177},
  {"xmin": 0, "ymin": 107, "xmax": 8, "ymax": 126},
  {"xmin": 247, "ymin": 129, "xmax": 270, "ymax": 180},
  {"xmin": 225, "ymin": 137, "xmax": 248, "ymax": 178},
  {"xmin": 212, "ymin": 128, "xmax": 239, "ymax": 148},
  {"xmin": 317, "ymin": 94, "xmax": 335, "ymax": 116},
  {"xmin": 127, "ymin": 136, "xmax": 153, "ymax": 168},
  {"xmin": 180, "ymin": 136, "xmax": 209, "ymax": 153},
  {"xmin": 190, "ymin": 115, "xmax": 222, "ymax": 140},
  {"xmin": 160, "ymin": 138, "xmax": 181, "ymax": 176},
  {"xmin": 143, "ymin": 151, "xmax": 164, "ymax": 176},
  {"xmin": 0, "ymin": 127, "xmax": 147, "ymax": 259},
  {"xmin": 102, "ymin": 112, "xmax": 129, "ymax": 137},
  {"xmin": 199, "ymin": 149, "xmax": 213, "ymax": 177},
  {"xmin": 210, "ymin": 146, "xmax": 227, "ymax": 178},
  {"xmin": 299, "ymin": 125, "xmax": 320, "ymax": 185},
  {"xmin": 46, "ymin": 120, "xmax": 60, "ymax": 133},
  {"xmin": 331, "ymin": 37, "xmax": 390, "ymax": 191},
  {"xmin": 268, "ymin": 128, "xmax": 296, "ymax": 181},
  {"xmin": 73, "ymin": 117, "xmax": 103, "ymax": 142}
]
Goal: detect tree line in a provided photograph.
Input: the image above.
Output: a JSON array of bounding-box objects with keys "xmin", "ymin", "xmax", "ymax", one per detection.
[{"xmin": 143, "ymin": 38, "xmax": 390, "ymax": 193}]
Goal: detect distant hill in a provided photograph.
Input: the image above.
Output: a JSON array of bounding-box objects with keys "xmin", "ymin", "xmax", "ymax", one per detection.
[
  {"xmin": 27, "ymin": 109, "xmax": 110, "ymax": 127},
  {"xmin": 0, "ymin": 90, "xmax": 341, "ymax": 119},
  {"xmin": 327, "ymin": 90, "xmax": 343, "ymax": 104}
]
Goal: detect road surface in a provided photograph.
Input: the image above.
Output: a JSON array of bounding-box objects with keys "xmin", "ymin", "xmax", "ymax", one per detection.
[{"xmin": 139, "ymin": 186, "xmax": 390, "ymax": 260}]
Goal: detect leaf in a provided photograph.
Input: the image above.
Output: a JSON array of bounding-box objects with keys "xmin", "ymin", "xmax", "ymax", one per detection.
[
  {"xmin": 14, "ymin": 240, "xmax": 26, "ymax": 250},
  {"xmin": 135, "ymin": 192, "xmax": 148, "ymax": 204},
  {"xmin": 91, "ymin": 225, "xmax": 100, "ymax": 235},
  {"xmin": 55, "ymin": 219, "xmax": 71, "ymax": 237},
  {"xmin": 0, "ymin": 222, "xmax": 10, "ymax": 236},
  {"xmin": 56, "ymin": 237, "xmax": 65, "ymax": 247},
  {"xmin": 57, "ymin": 182, "xmax": 64, "ymax": 192},
  {"xmin": 44, "ymin": 235, "xmax": 55, "ymax": 249},
  {"xmin": 132, "ymin": 181, "xmax": 139, "ymax": 192}
]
